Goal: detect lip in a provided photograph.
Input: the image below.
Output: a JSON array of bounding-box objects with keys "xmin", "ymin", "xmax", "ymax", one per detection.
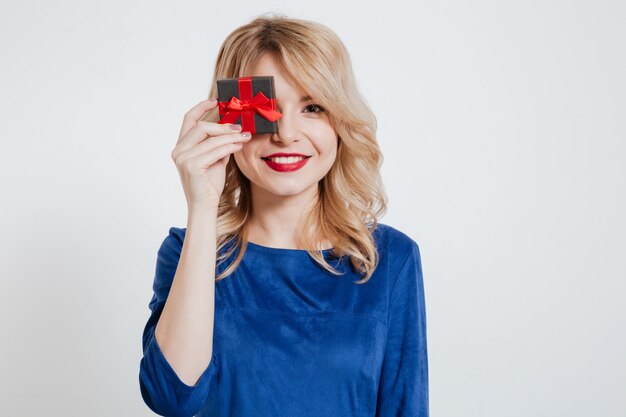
[
  {"xmin": 262, "ymin": 152, "xmax": 311, "ymax": 158},
  {"xmin": 262, "ymin": 155, "xmax": 311, "ymax": 172}
]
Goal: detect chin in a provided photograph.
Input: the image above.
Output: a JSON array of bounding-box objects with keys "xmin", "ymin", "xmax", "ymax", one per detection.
[
  {"xmin": 264, "ymin": 182, "xmax": 314, "ymax": 197},
  {"xmin": 250, "ymin": 176, "xmax": 319, "ymax": 196}
]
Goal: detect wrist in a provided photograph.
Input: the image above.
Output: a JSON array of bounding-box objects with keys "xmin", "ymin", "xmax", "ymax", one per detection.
[{"xmin": 188, "ymin": 205, "xmax": 219, "ymax": 221}]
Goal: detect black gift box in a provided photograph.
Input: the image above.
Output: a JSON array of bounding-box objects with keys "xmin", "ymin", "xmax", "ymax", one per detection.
[{"xmin": 216, "ymin": 76, "xmax": 283, "ymax": 134}]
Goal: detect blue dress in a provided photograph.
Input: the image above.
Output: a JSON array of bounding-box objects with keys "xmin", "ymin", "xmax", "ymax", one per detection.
[{"xmin": 139, "ymin": 223, "xmax": 429, "ymax": 417}]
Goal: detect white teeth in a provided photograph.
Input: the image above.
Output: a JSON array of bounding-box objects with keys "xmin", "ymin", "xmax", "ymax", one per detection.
[{"xmin": 267, "ymin": 156, "xmax": 306, "ymax": 164}]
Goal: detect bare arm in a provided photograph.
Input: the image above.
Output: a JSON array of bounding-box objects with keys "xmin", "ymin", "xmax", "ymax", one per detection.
[
  {"xmin": 148, "ymin": 97, "xmax": 248, "ymax": 388},
  {"xmin": 153, "ymin": 207, "xmax": 218, "ymax": 386}
]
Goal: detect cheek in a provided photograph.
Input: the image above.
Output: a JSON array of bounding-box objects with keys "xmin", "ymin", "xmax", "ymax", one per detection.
[
  {"xmin": 322, "ymin": 136, "xmax": 339, "ymax": 160},
  {"xmin": 327, "ymin": 147, "xmax": 338, "ymax": 165},
  {"xmin": 233, "ymin": 145, "xmax": 258, "ymax": 172},
  {"xmin": 311, "ymin": 124, "xmax": 338, "ymax": 154},
  {"xmin": 232, "ymin": 150, "xmax": 247, "ymax": 173}
]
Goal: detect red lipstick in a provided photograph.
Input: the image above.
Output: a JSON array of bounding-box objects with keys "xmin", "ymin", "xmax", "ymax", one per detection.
[
  {"xmin": 262, "ymin": 152, "xmax": 310, "ymax": 158},
  {"xmin": 261, "ymin": 153, "xmax": 312, "ymax": 172}
]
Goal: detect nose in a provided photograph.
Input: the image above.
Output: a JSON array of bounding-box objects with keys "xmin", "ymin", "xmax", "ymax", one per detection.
[{"xmin": 271, "ymin": 111, "xmax": 300, "ymax": 145}]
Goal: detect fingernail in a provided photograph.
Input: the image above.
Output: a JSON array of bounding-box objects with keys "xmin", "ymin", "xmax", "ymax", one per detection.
[
  {"xmin": 241, "ymin": 131, "xmax": 251, "ymax": 138},
  {"xmin": 230, "ymin": 124, "xmax": 242, "ymax": 130}
]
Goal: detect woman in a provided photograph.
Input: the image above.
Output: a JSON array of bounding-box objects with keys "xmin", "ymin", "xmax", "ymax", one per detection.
[{"xmin": 139, "ymin": 14, "xmax": 429, "ymax": 417}]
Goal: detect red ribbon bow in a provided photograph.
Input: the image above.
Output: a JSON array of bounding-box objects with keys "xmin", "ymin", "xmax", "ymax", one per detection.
[{"xmin": 218, "ymin": 92, "xmax": 283, "ymax": 133}]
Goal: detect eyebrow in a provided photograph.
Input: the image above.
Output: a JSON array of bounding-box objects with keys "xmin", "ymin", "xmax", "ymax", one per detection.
[{"xmin": 274, "ymin": 96, "xmax": 315, "ymax": 106}]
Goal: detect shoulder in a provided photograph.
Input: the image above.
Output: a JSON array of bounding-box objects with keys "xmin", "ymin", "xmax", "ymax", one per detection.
[
  {"xmin": 373, "ymin": 222, "xmax": 420, "ymax": 269},
  {"xmin": 169, "ymin": 226, "xmax": 187, "ymax": 240},
  {"xmin": 163, "ymin": 226, "xmax": 186, "ymax": 246},
  {"xmin": 150, "ymin": 227, "xmax": 187, "ymax": 297},
  {"xmin": 156, "ymin": 226, "xmax": 187, "ymax": 263},
  {"xmin": 375, "ymin": 224, "xmax": 424, "ymax": 315}
]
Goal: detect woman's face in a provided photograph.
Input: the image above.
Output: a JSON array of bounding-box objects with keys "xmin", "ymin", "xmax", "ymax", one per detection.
[{"xmin": 233, "ymin": 53, "xmax": 338, "ymax": 201}]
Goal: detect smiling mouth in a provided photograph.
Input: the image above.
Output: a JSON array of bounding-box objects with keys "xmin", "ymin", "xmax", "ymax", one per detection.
[
  {"xmin": 260, "ymin": 156, "xmax": 312, "ymax": 163},
  {"xmin": 261, "ymin": 155, "xmax": 312, "ymax": 172}
]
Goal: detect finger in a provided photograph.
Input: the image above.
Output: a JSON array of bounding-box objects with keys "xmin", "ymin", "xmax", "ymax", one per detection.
[
  {"xmin": 178, "ymin": 98, "xmax": 219, "ymax": 143},
  {"xmin": 185, "ymin": 141, "xmax": 245, "ymax": 169},
  {"xmin": 173, "ymin": 131, "xmax": 251, "ymax": 163},
  {"xmin": 175, "ymin": 121, "xmax": 245, "ymax": 156}
]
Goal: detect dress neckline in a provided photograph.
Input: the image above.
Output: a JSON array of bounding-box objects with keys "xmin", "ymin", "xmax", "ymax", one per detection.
[{"xmin": 246, "ymin": 240, "xmax": 334, "ymax": 255}]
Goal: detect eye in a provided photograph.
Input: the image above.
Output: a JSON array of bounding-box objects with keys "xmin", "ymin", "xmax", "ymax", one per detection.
[{"xmin": 303, "ymin": 104, "xmax": 325, "ymax": 113}]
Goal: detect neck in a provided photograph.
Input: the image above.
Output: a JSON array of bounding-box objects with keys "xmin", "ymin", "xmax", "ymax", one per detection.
[{"xmin": 246, "ymin": 184, "xmax": 328, "ymax": 249}]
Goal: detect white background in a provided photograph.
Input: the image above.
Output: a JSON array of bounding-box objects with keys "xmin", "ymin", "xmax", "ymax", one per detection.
[{"xmin": 1, "ymin": 0, "xmax": 624, "ymax": 416}]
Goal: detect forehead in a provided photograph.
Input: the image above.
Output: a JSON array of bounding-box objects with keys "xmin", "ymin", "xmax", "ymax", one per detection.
[{"xmin": 249, "ymin": 54, "xmax": 308, "ymax": 101}]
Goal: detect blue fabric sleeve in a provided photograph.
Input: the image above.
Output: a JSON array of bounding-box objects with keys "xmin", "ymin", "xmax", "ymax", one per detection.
[
  {"xmin": 376, "ymin": 242, "xmax": 429, "ymax": 417},
  {"xmin": 139, "ymin": 227, "xmax": 219, "ymax": 417}
]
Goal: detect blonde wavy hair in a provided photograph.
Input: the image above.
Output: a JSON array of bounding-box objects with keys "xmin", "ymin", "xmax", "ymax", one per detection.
[{"xmin": 200, "ymin": 13, "xmax": 388, "ymax": 284}]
